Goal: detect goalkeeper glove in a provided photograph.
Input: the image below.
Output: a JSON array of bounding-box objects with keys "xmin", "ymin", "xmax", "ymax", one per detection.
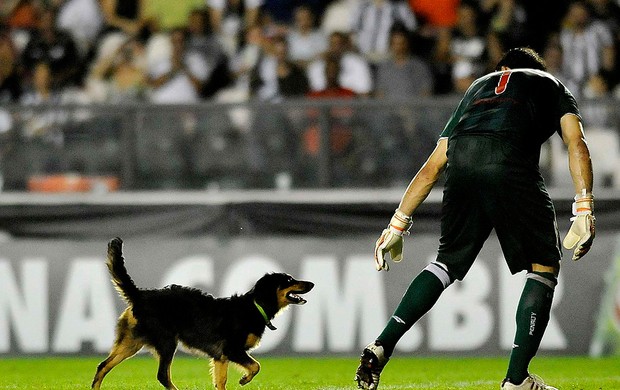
[
  {"xmin": 562, "ymin": 193, "xmax": 595, "ymax": 261},
  {"xmin": 374, "ymin": 209, "xmax": 412, "ymax": 271}
]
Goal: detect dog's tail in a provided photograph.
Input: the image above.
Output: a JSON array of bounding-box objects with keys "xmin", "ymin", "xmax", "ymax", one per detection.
[{"xmin": 106, "ymin": 237, "xmax": 140, "ymax": 304}]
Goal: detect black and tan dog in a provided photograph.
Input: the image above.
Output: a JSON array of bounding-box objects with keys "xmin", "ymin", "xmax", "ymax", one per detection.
[{"xmin": 92, "ymin": 237, "xmax": 314, "ymax": 390}]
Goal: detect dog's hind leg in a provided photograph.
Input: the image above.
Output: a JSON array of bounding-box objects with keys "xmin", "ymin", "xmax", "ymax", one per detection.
[
  {"xmin": 229, "ymin": 352, "xmax": 260, "ymax": 386},
  {"xmin": 92, "ymin": 310, "xmax": 144, "ymax": 389},
  {"xmin": 154, "ymin": 343, "xmax": 178, "ymax": 390},
  {"xmin": 91, "ymin": 332, "xmax": 143, "ymax": 389},
  {"xmin": 211, "ymin": 357, "xmax": 229, "ymax": 390}
]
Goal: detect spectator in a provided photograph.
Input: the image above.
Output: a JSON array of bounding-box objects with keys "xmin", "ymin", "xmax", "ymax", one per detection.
[
  {"xmin": 0, "ymin": 27, "xmax": 22, "ymax": 103},
  {"xmin": 307, "ymin": 54, "xmax": 355, "ymax": 99},
  {"xmin": 223, "ymin": 24, "xmax": 266, "ymax": 99},
  {"xmin": 587, "ymin": 0, "xmax": 620, "ymax": 88},
  {"xmin": 148, "ymin": 28, "xmax": 206, "ymax": 103},
  {"xmin": 21, "ymin": 7, "xmax": 81, "ymax": 88},
  {"xmin": 185, "ymin": 8, "xmax": 231, "ymax": 97},
  {"xmin": 307, "ymin": 31, "xmax": 373, "ymax": 95},
  {"xmin": 20, "ymin": 61, "xmax": 67, "ymax": 141},
  {"xmin": 435, "ymin": 2, "xmax": 486, "ymax": 93},
  {"xmin": 351, "ymin": 0, "xmax": 417, "ymax": 64},
  {"xmin": 587, "ymin": 0, "xmax": 620, "ymax": 35},
  {"xmin": 54, "ymin": 0, "xmax": 104, "ymax": 56},
  {"xmin": 408, "ymin": 0, "xmax": 459, "ymax": 33},
  {"xmin": 4, "ymin": 0, "xmax": 39, "ymax": 31},
  {"xmin": 250, "ymin": 35, "xmax": 309, "ymax": 101},
  {"xmin": 207, "ymin": 0, "xmax": 263, "ymax": 56},
  {"xmin": 287, "ymin": 5, "xmax": 327, "ymax": 68},
  {"xmin": 302, "ymin": 54, "xmax": 357, "ymax": 186},
  {"xmin": 375, "ymin": 29, "xmax": 433, "ymax": 98},
  {"xmin": 373, "ymin": 28, "xmax": 433, "ymax": 180},
  {"xmin": 245, "ymin": 35, "xmax": 309, "ymax": 186},
  {"xmin": 88, "ymin": 36, "xmax": 147, "ymax": 102},
  {"xmin": 450, "ymin": 3, "xmax": 485, "ymax": 84},
  {"xmin": 100, "ymin": 0, "xmax": 146, "ymax": 37},
  {"xmin": 321, "ymin": 0, "xmax": 356, "ymax": 34},
  {"xmin": 480, "ymin": 0, "xmax": 529, "ymax": 51},
  {"xmin": 543, "ymin": 42, "xmax": 571, "ymax": 85},
  {"xmin": 560, "ymin": 0, "xmax": 615, "ymax": 96},
  {"xmin": 261, "ymin": 0, "xmax": 313, "ymax": 27},
  {"xmin": 451, "ymin": 60, "xmax": 477, "ymax": 94}
]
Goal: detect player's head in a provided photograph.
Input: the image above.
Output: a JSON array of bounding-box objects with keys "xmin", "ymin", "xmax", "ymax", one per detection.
[{"xmin": 495, "ymin": 47, "xmax": 547, "ymax": 72}]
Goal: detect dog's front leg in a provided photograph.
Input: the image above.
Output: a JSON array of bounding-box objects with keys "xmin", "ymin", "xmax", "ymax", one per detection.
[
  {"xmin": 211, "ymin": 358, "xmax": 229, "ymax": 390},
  {"xmin": 230, "ymin": 352, "xmax": 260, "ymax": 386}
]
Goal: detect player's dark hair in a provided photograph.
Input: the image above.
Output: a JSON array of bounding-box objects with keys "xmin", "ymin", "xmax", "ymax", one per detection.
[{"xmin": 495, "ymin": 47, "xmax": 547, "ymax": 71}]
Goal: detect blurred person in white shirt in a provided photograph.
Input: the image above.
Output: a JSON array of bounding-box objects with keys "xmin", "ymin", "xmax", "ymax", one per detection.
[
  {"xmin": 307, "ymin": 31, "xmax": 373, "ymax": 96},
  {"xmin": 287, "ymin": 5, "xmax": 327, "ymax": 68}
]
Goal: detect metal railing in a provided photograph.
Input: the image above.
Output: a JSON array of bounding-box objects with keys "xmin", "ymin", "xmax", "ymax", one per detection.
[{"xmin": 0, "ymin": 97, "xmax": 618, "ymax": 191}]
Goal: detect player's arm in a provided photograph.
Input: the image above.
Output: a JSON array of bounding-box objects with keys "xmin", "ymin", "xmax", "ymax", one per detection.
[
  {"xmin": 398, "ymin": 137, "xmax": 449, "ymax": 215},
  {"xmin": 561, "ymin": 114, "xmax": 593, "ymax": 194},
  {"xmin": 559, "ymin": 113, "xmax": 595, "ymax": 260},
  {"xmin": 374, "ymin": 138, "xmax": 448, "ymax": 271}
]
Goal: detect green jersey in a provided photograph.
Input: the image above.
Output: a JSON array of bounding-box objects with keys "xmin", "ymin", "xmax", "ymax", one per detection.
[
  {"xmin": 440, "ymin": 69, "xmax": 580, "ymax": 168},
  {"xmin": 435, "ymin": 69, "xmax": 578, "ymax": 278}
]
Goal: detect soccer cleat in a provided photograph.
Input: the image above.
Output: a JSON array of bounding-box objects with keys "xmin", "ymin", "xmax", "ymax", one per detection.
[
  {"xmin": 501, "ymin": 374, "xmax": 558, "ymax": 390},
  {"xmin": 354, "ymin": 342, "xmax": 389, "ymax": 389}
]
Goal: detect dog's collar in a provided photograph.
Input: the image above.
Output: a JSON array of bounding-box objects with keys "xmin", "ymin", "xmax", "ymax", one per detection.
[{"xmin": 253, "ymin": 300, "xmax": 277, "ymax": 331}]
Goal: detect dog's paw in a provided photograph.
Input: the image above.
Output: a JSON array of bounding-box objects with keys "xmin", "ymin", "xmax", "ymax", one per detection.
[{"xmin": 239, "ymin": 373, "xmax": 257, "ymax": 386}]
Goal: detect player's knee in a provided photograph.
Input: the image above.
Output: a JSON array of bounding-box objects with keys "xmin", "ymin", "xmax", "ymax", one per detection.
[
  {"xmin": 526, "ymin": 271, "xmax": 557, "ymax": 290},
  {"xmin": 424, "ymin": 261, "xmax": 454, "ymax": 288}
]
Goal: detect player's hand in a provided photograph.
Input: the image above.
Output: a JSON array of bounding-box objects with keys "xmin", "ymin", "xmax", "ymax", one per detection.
[
  {"xmin": 374, "ymin": 210, "xmax": 412, "ymax": 271},
  {"xmin": 562, "ymin": 194, "xmax": 595, "ymax": 261}
]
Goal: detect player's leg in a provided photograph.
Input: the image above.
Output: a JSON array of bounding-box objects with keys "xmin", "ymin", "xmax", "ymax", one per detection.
[
  {"xmin": 376, "ymin": 262, "xmax": 452, "ymax": 356},
  {"xmin": 491, "ymin": 174, "xmax": 561, "ymax": 389},
  {"xmin": 502, "ymin": 264, "xmax": 558, "ymax": 390},
  {"xmin": 354, "ymin": 263, "xmax": 453, "ymax": 390},
  {"xmin": 355, "ymin": 172, "xmax": 491, "ymax": 390}
]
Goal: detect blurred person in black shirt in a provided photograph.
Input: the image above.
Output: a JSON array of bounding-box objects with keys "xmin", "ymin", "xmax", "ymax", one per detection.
[
  {"xmin": 0, "ymin": 25, "xmax": 21, "ymax": 103},
  {"xmin": 21, "ymin": 7, "xmax": 81, "ymax": 89}
]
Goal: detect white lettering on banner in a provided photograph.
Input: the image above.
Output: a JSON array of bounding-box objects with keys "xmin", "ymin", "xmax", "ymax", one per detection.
[
  {"xmin": 0, "ymin": 259, "xmax": 48, "ymax": 352},
  {"xmin": 293, "ymin": 256, "xmax": 387, "ymax": 352},
  {"xmin": 220, "ymin": 256, "xmax": 285, "ymax": 352},
  {"xmin": 160, "ymin": 256, "xmax": 214, "ymax": 290},
  {"xmin": 499, "ymin": 258, "xmax": 567, "ymax": 350},
  {"xmin": 429, "ymin": 261, "xmax": 493, "ymax": 350},
  {"xmin": 0, "ymin": 251, "xmax": 571, "ymax": 355},
  {"xmin": 52, "ymin": 259, "xmax": 116, "ymax": 353}
]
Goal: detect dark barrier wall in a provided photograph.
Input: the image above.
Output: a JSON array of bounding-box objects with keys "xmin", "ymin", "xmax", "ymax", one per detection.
[
  {"xmin": 0, "ymin": 190, "xmax": 618, "ymax": 357},
  {"xmin": 1, "ymin": 189, "xmax": 619, "ymax": 238}
]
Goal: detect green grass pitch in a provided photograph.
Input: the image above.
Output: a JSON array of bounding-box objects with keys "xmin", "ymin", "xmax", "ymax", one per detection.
[{"xmin": 1, "ymin": 355, "xmax": 619, "ymax": 389}]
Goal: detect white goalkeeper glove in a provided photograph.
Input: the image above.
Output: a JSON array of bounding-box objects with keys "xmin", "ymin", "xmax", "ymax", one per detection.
[
  {"xmin": 562, "ymin": 192, "xmax": 595, "ymax": 261},
  {"xmin": 374, "ymin": 209, "xmax": 412, "ymax": 271}
]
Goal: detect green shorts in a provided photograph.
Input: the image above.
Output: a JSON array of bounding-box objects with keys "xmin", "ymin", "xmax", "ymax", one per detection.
[{"xmin": 436, "ymin": 137, "xmax": 562, "ymax": 280}]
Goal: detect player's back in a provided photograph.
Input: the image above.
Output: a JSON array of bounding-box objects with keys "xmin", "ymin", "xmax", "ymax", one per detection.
[{"xmin": 442, "ymin": 68, "xmax": 579, "ymax": 172}]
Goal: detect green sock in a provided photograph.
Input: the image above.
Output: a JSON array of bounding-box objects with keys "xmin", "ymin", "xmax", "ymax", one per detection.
[
  {"xmin": 505, "ymin": 272, "xmax": 556, "ymax": 384},
  {"xmin": 377, "ymin": 270, "xmax": 445, "ymax": 357}
]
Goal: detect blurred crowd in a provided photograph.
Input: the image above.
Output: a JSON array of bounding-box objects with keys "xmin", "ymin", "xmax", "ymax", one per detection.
[{"xmin": 1, "ymin": 0, "xmax": 620, "ymax": 108}]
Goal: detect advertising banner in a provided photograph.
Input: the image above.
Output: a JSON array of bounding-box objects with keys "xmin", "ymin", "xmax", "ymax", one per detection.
[
  {"xmin": 590, "ymin": 240, "xmax": 620, "ymax": 356},
  {"xmin": 0, "ymin": 233, "xmax": 616, "ymax": 357}
]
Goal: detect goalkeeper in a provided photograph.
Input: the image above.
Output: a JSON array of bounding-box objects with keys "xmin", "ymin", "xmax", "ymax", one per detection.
[{"xmin": 355, "ymin": 47, "xmax": 595, "ymax": 390}]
